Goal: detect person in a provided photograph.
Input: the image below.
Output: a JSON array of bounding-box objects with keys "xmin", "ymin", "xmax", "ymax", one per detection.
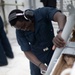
[
  {"xmin": 0, "ymin": 16, "xmax": 14, "ymax": 66},
  {"xmin": 8, "ymin": 7, "xmax": 66, "ymax": 75},
  {"xmin": 40, "ymin": 0, "xmax": 56, "ymax": 8}
]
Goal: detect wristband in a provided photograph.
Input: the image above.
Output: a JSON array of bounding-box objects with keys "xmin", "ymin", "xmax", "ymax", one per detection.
[
  {"xmin": 57, "ymin": 29, "xmax": 63, "ymax": 34},
  {"xmin": 38, "ymin": 62, "xmax": 42, "ymax": 67}
]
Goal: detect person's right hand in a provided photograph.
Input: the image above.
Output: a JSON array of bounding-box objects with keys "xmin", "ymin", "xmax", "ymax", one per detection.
[{"xmin": 52, "ymin": 32, "xmax": 66, "ymax": 50}]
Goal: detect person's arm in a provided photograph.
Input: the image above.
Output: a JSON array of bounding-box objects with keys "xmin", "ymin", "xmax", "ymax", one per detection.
[
  {"xmin": 16, "ymin": 31, "xmax": 47, "ymax": 71},
  {"xmin": 53, "ymin": 12, "xmax": 66, "ymax": 30},
  {"xmin": 24, "ymin": 51, "xmax": 47, "ymax": 70},
  {"xmin": 52, "ymin": 12, "xmax": 66, "ymax": 49}
]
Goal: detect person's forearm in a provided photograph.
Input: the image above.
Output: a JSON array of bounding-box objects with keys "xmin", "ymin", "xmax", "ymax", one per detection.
[
  {"xmin": 24, "ymin": 51, "xmax": 47, "ymax": 72},
  {"xmin": 54, "ymin": 12, "xmax": 66, "ymax": 30},
  {"xmin": 24, "ymin": 51, "xmax": 42, "ymax": 67}
]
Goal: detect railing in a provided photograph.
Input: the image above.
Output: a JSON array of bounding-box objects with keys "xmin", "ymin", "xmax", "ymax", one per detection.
[{"xmin": 0, "ymin": 0, "xmax": 24, "ymax": 33}]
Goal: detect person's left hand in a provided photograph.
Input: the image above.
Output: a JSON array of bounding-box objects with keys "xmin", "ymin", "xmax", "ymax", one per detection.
[{"xmin": 52, "ymin": 32, "xmax": 66, "ymax": 50}]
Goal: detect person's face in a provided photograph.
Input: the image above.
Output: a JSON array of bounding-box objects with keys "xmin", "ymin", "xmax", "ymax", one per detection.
[{"xmin": 14, "ymin": 20, "xmax": 34, "ymax": 31}]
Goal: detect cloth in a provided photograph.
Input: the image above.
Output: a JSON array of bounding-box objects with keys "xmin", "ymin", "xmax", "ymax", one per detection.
[
  {"xmin": 0, "ymin": 16, "xmax": 14, "ymax": 65},
  {"xmin": 16, "ymin": 7, "xmax": 61, "ymax": 75}
]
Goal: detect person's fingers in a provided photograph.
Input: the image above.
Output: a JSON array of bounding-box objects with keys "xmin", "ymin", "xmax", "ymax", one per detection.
[
  {"xmin": 52, "ymin": 45, "xmax": 56, "ymax": 50},
  {"xmin": 53, "ymin": 34, "xmax": 66, "ymax": 48}
]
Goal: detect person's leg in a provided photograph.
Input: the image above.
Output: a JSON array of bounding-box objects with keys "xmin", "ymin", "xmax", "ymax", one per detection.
[
  {"xmin": 0, "ymin": 16, "xmax": 14, "ymax": 58},
  {"xmin": 0, "ymin": 39, "xmax": 8, "ymax": 66},
  {"xmin": 40, "ymin": 0, "xmax": 48, "ymax": 6},
  {"xmin": 40, "ymin": 0, "xmax": 56, "ymax": 7},
  {"xmin": 30, "ymin": 62, "xmax": 42, "ymax": 75},
  {"xmin": 0, "ymin": 28, "xmax": 14, "ymax": 58},
  {"xmin": 47, "ymin": 0, "xmax": 56, "ymax": 8}
]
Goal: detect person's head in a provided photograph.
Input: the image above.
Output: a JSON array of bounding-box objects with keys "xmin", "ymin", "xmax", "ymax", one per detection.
[{"xmin": 8, "ymin": 9, "xmax": 34, "ymax": 31}]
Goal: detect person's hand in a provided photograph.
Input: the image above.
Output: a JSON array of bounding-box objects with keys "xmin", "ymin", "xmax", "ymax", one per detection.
[
  {"xmin": 52, "ymin": 32, "xmax": 66, "ymax": 50},
  {"xmin": 39, "ymin": 63, "xmax": 47, "ymax": 74}
]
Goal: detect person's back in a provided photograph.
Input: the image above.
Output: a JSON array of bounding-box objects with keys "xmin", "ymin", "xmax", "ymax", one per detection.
[{"xmin": 0, "ymin": 16, "xmax": 14, "ymax": 66}]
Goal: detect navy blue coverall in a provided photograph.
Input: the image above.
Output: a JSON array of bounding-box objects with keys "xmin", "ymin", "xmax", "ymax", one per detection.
[{"xmin": 16, "ymin": 7, "xmax": 60, "ymax": 75}]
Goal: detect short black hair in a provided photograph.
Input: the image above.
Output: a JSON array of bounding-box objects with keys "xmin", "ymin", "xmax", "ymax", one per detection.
[{"xmin": 8, "ymin": 9, "xmax": 25, "ymax": 26}]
